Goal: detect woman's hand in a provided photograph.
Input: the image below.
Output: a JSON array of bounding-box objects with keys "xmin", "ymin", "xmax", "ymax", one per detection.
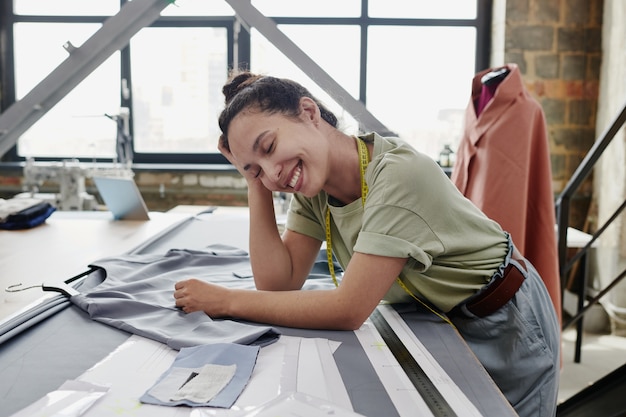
[
  {"xmin": 218, "ymin": 137, "xmax": 270, "ymax": 196},
  {"xmin": 217, "ymin": 139, "xmax": 238, "ymax": 167},
  {"xmin": 174, "ymin": 279, "xmax": 230, "ymax": 317}
]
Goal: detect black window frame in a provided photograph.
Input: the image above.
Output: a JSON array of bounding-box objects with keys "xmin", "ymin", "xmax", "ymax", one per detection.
[{"xmin": 0, "ymin": 0, "xmax": 492, "ymax": 166}]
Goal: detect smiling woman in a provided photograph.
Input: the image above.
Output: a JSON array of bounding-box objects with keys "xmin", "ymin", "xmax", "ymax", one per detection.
[{"xmin": 173, "ymin": 70, "xmax": 561, "ymax": 417}]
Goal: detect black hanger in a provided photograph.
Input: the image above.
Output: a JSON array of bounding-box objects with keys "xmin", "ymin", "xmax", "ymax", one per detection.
[
  {"xmin": 5, "ymin": 267, "xmax": 98, "ymax": 298},
  {"xmin": 481, "ymin": 67, "xmax": 510, "ymax": 86}
]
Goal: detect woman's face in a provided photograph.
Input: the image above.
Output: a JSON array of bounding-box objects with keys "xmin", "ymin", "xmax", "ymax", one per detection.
[{"xmin": 226, "ymin": 99, "xmax": 329, "ymax": 197}]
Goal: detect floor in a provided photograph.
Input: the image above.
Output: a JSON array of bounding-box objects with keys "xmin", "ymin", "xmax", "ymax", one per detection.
[{"xmin": 558, "ymin": 325, "xmax": 626, "ymax": 405}]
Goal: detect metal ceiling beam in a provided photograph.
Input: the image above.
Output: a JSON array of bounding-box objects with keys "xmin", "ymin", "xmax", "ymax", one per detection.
[
  {"xmin": 0, "ymin": 0, "xmax": 172, "ymax": 157},
  {"xmin": 225, "ymin": 0, "xmax": 392, "ymax": 136}
]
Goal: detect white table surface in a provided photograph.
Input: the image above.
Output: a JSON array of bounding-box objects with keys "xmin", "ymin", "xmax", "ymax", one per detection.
[{"xmin": 0, "ymin": 209, "xmax": 193, "ymax": 321}]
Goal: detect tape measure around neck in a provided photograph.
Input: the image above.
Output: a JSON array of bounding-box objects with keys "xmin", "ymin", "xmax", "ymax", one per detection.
[
  {"xmin": 325, "ymin": 137, "xmax": 368, "ymax": 287},
  {"xmin": 324, "ymin": 136, "xmax": 453, "ymax": 326}
]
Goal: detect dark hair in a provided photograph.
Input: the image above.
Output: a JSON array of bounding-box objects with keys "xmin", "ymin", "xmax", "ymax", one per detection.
[{"xmin": 218, "ymin": 71, "xmax": 338, "ymax": 151}]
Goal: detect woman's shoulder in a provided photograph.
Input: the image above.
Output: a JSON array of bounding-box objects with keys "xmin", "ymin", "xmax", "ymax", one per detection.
[
  {"xmin": 362, "ymin": 132, "xmax": 460, "ymax": 208},
  {"xmin": 363, "ymin": 132, "xmax": 442, "ymax": 178}
]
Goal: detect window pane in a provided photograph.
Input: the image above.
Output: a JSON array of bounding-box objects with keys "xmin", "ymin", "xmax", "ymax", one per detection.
[
  {"xmin": 367, "ymin": 26, "xmax": 476, "ymax": 160},
  {"xmin": 369, "ymin": 0, "xmax": 477, "ymax": 19},
  {"xmin": 14, "ymin": 23, "xmax": 120, "ymax": 159},
  {"xmin": 14, "ymin": 22, "xmax": 99, "ymax": 94},
  {"xmin": 251, "ymin": 0, "xmax": 361, "ymax": 17},
  {"xmin": 250, "ymin": 25, "xmax": 359, "ymax": 132},
  {"xmin": 13, "ymin": 0, "xmax": 119, "ymax": 15},
  {"xmin": 130, "ymin": 27, "xmax": 228, "ymax": 154},
  {"xmin": 161, "ymin": 0, "xmax": 234, "ymax": 16}
]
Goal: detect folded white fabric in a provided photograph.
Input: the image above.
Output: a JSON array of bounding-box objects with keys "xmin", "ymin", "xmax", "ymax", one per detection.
[
  {"xmin": 170, "ymin": 364, "xmax": 236, "ymax": 403},
  {"xmin": 0, "ymin": 197, "xmax": 43, "ymax": 221}
]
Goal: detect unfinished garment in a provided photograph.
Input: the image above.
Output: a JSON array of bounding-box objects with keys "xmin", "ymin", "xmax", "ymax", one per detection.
[
  {"xmin": 141, "ymin": 342, "xmax": 260, "ymax": 408},
  {"xmin": 451, "ymin": 63, "xmax": 561, "ymax": 324},
  {"xmin": 71, "ymin": 245, "xmax": 281, "ymax": 349}
]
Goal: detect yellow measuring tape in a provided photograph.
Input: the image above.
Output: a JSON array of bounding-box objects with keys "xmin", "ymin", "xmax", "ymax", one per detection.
[{"xmin": 325, "ymin": 137, "xmax": 453, "ymax": 326}]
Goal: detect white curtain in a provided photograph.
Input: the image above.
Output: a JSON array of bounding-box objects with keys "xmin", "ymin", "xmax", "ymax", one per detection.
[{"xmin": 594, "ymin": 0, "xmax": 626, "ymax": 332}]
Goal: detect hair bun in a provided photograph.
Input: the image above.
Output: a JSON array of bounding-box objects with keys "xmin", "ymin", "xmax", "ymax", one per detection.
[{"xmin": 222, "ymin": 71, "xmax": 263, "ymax": 104}]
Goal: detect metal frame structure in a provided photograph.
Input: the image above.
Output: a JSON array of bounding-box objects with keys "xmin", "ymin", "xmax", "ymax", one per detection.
[
  {"xmin": 0, "ymin": 0, "xmax": 492, "ymax": 165},
  {"xmin": 225, "ymin": 0, "xmax": 392, "ymax": 136},
  {"xmin": 0, "ymin": 0, "xmax": 173, "ymax": 159}
]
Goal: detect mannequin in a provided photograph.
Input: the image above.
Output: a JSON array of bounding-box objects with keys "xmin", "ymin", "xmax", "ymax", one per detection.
[
  {"xmin": 451, "ymin": 63, "xmax": 562, "ymax": 325},
  {"xmin": 475, "ymin": 67, "xmax": 510, "ymax": 116}
]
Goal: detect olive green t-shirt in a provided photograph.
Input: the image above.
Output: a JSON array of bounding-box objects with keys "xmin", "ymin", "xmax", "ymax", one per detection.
[{"xmin": 286, "ymin": 132, "xmax": 508, "ymax": 312}]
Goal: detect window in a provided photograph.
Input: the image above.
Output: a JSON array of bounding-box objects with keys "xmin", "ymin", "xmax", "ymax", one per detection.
[
  {"xmin": 13, "ymin": 22, "xmax": 120, "ymax": 159},
  {"xmin": 366, "ymin": 25, "xmax": 477, "ymax": 158},
  {"xmin": 250, "ymin": 24, "xmax": 361, "ymax": 133},
  {"xmin": 130, "ymin": 27, "xmax": 227, "ymax": 155},
  {"xmin": 1, "ymin": 0, "xmax": 491, "ymax": 165},
  {"xmin": 13, "ymin": 0, "xmax": 119, "ymax": 16}
]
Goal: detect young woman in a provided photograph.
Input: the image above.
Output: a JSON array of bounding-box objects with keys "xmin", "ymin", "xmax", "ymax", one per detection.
[{"xmin": 173, "ymin": 71, "xmax": 560, "ymax": 417}]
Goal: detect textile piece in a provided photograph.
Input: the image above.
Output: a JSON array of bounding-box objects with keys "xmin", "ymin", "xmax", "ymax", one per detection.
[
  {"xmin": 70, "ymin": 245, "xmax": 281, "ymax": 349},
  {"xmin": 451, "ymin": 63, "xmax": 561, "ymax": 323},
  {"xmin": 168, "ymin": 364, "xmax": 236, "ymax": 403},
  {"xmin": 141, "ymin": 343, "xmax": 259, "ymax": 408},
  {"xmin": 0, "ymin": 200, "xmax": 55, "ymax": 230},
  {"xmin": 1, "ymin": 198, "xmax": 41, "ymax": 220}
]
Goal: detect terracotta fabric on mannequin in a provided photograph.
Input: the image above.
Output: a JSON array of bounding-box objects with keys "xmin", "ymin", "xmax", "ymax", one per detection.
[{"xmin": 451, "ymin": 63, "xmax": 561, "ymax": 325}]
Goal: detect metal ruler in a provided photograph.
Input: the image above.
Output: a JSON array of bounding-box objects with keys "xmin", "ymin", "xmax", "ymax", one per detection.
[{"xmin": 370, "ymin": 308, "xmax": 457, "ymax": 417}]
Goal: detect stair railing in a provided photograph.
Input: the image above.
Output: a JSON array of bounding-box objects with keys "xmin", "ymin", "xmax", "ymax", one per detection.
[{"xmin": 556, "ymin": 100, "xmax": 626, "ymax": 362}]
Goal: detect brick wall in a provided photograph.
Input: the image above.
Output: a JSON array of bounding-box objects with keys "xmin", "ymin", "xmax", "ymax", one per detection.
[
  {"xmin": 133, "ymin": 170, "xmax": 248, "ymax": 211},
  {"xmin": 505, "ymin": 0, "xmax": 603, "ymax": 228},
  {"xmin": 0, "ymin": 167, "xmax": 249, "ymax": 211}
]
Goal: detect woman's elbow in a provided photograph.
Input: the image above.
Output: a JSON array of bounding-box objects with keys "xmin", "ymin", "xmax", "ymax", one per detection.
[
  {"xmin": 333, "ymin": 308, "xmax": 369, "ymax": 331},
  {"xmin": 344, "ymin": 319, "xmax": 365, "ymax": 331},
  {"xmin": 254, "ymin": 280, "xmax": 302, "ymax": 291},
  {"xmin": 253, "ymin": 272, "xmax": 302, "ymax": 291}
]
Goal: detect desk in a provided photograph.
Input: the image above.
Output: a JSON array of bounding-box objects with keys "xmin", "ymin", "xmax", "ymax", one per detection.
[
  {"xmin": 0, "ymin": 207, "xmax": 515, "ymax": 417},
  {"xmin": 0, "ymin": 210, "xmax": 191, "ymax": 321}
]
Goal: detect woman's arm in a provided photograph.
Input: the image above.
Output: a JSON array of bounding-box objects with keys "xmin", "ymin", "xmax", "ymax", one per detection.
[
  {"xmin": 219, "ymin": 140, "xmax": 320, "ymax": 290},
  {"xmin": 174, "ymin": 251, "xmax": 406, "ymax": 330},
  {"xmin": 246, "ymin": 182, "xmax": 321, "ymax": 290}
]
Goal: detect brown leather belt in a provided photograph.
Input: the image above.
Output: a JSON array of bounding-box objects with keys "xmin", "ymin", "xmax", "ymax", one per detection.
[{"xmin": 451, "ymin": 249, "xmax": 527, "ymax": 318}]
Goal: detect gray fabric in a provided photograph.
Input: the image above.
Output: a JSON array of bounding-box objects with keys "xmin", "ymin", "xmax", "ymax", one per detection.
[
  {"xmin": 140, "ymin": 342, "xmax": 259, "ymax": 408},
  {"xmin": 70, "ymin": 245, "xmax": 281, "ymax": 349},
  {"xmin": 0, "ymin": 295, "xmax": 70, "ymax": 344}
]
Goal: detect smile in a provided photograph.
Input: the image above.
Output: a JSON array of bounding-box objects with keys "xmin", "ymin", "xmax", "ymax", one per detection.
[{"xmin": 288, "ymin": 162, "xmax": 302, "ymax": 188}]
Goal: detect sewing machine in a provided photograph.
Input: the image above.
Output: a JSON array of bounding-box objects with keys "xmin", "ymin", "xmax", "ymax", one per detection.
[{"xmin": 17, "ymin": 158, "xmax": 135, "ymax": 212}]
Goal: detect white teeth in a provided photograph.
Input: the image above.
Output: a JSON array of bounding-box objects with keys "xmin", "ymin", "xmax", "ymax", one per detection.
[{"xmin": 288, "ymin": 165, "xmax": 301, "ymax": 188}]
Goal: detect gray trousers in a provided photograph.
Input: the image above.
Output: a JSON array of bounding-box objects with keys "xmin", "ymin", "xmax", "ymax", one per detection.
[{"xmin": 451, "ymin": 251, "xmax": 560, "ymax": 417}]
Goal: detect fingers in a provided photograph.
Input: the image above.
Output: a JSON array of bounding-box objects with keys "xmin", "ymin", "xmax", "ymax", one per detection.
[
  {"xmin": 218, "ymin": 141, "xmax": 238, "ymax": 166},
  {"xmin": 217, "ymin": 141, "xmax": 229, "ymax": 157},
  {"xmin": 174, "ymin": 279, "xmax": 206, "ymax": 314},
  {"xmin": 179, "ymin": 304, "xmax": 196, "ymax": 314},
  {"xmin": 173, "ymin": 280, "xmax": 191, "ymax": 311},
  {"xmin": 173, "ymin": 280, "xmax": 226, "ymax": 317}
]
